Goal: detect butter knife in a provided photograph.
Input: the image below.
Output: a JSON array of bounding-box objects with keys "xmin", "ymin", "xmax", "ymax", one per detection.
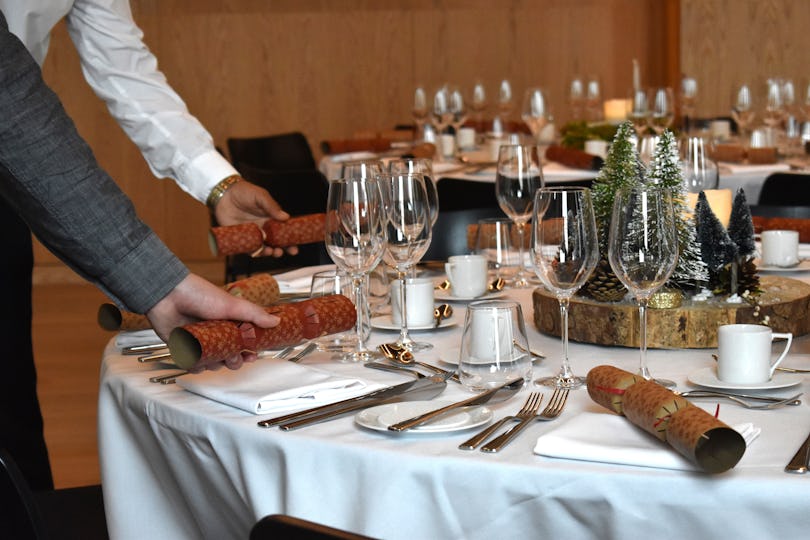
[
  {"xmin": 785, "ymin": 430, "xmax": 810, "ymax": 474},
  {"xmin": 387, "ymin": 377, "xmax": 524, "ymax": 432}
]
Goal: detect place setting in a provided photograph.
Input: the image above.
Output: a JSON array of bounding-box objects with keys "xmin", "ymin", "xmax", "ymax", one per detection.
[
  {"xmin": 754, "ymin": 230, "xmax": 810, "ymax": 272},
  {"xmin": 434, "ymin": 254, "xmax": 508, "ymax": 301}
]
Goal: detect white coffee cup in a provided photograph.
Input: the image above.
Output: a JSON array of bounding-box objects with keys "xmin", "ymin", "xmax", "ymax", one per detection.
[
  {"xmin": 456, "ymin": 127, "xmax": 476, "ymax": 150},
  {"xmin": 761, "ymin": 230, "xmax": 799, "ymax": 267},
  {"xmin": 390, "ymin": 277, "xmax": 435, "ymax": 327},
  {"xmin": 445, "ymin": 254, "xmax": 488, "ymax": 298},
  {"xmin": 717, "ymin": 324, "xmax": 793, "ymax": 384}
]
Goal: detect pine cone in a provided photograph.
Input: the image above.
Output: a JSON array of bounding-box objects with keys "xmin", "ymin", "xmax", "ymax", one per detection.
[
  {"xmin": 711, "ymin": 258, "xmax": 761, "ymax": 296},
  {"xmin": 582, "ymin": 258, "xmax": 627, "ymax": 302}
]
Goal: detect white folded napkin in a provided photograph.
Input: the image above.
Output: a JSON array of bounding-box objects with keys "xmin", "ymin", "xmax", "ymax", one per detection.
[
  {"xmin": 115, "ymin": 329, "xmax": 163, "ymax": 349},
  {"xmin": 533, "ymin": 412, "xmax": 760, "ymax": 471},
  {"xmin": 273, "ymin": 264, "xmax": 336, "ymax": 294},
  {"xmin": 718, "ymin": 161, "xmax": 790, "ymax": 175},
  {"xmin": 177, "ymin": 359, "xmax": 384, "ymax": 414}
]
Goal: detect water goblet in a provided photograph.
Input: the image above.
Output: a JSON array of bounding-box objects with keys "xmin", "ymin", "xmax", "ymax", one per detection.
[
  {"xmin": 495, "ymin": 144, "xmax": 544, "ymax": 288},
  {"xmin": 324, "ymin": 177, "xmax": 386, "ymax": 362},
  {"xmin": 608, "ymin": 185, "xmax": 679, "ymax": 387},
  {"xmin": 388, "ymin": 158, "xmax": 439, "ymax": 229},
  {"xmin": 457, "ymin": 300, "xmax": 532, "ymax": 392},
  {"xmin": 531, "ymin": 187, "xmax": 599, "ymax": 389},
  {"xmin": 381, "ymin": 173, "xmax": 433, "ymax": 352}
]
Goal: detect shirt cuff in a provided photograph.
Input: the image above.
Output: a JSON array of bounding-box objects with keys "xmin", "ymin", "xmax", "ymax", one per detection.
[{"xmin": 178, "ymin": 150, "xmax": 239, "ymax": 204}]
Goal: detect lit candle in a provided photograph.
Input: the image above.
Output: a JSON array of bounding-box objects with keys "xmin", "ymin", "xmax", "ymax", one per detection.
[
  {"xmin": 632, "ymin": 58, "xmax": 640, "ymax": 90},
  {"xmin": 685, "ymin": 189, "xmax": 733, "ymax": 228},
  {"xmin": 603, "ymin": 99, "xmax": 629, "ymax": 123}
]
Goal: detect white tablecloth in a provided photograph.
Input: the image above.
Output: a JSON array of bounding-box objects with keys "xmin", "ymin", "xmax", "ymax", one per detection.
[{"xmin": 99, "ymin": 280, "xmax": 810, "ymax": 540}]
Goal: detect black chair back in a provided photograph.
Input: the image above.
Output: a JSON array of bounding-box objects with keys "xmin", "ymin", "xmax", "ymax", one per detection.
[
  {"xmin": 757, "ymin": 173, "xmax": 810, "ymax": 206},
  {"xmin": 227, "ymin": 132, "xmax": 316, "ymax": 171},
  {"xmin": 250, "ymin": 514, "xmax": 376, "ymax": 540}
]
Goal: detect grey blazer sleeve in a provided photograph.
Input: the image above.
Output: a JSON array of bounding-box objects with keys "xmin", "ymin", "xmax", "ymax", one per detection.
[{"xmin": 0, "ymin": 11, "xmax": 188, "ymax": 313}]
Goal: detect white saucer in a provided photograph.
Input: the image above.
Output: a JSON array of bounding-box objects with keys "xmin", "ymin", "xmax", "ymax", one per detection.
[
  {"xmin": 370, "ymin": 315, "xmax": 458, "ymax": 331},
  {"xmin": 435, "ymin": 289, "xmax": 507, "ymax": 302},
  {"xmin": 754, "ymin": 259, "xmax": 810, "ymax": 273},
  {"xmin": 438, "ymin": 346, "xmax": 461, "ymax": 365},
  {"xmin": 355, "ymin": 401, "xmax": 492, "ymax": 433},
  {"xmin": 687, "ymin": 366, "xmax": 803, "ymax": 391}
]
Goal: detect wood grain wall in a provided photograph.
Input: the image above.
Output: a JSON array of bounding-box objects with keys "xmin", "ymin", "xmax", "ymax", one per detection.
[
  {"xmin": 36, "ymin": 0, "xmax": 678, "ymax": 282},
  {"xmin": 680, "ymin": 0, "xmax": 810, "ymax": 120}
]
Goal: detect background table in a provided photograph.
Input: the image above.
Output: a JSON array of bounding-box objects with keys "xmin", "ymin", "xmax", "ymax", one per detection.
[{"xmin": 99, "ymin": 273, "xmax": 810, "ymax": 540}]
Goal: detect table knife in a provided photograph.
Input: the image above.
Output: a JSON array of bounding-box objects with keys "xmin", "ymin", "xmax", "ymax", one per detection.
[
  {"xmin": 785, "ymin": 430, "xmax": 810, "ymax": 474},
  {"xmin": 257, "ymin": 374, "xmax": 447, "ymax": 428},
  {"xmin": 277, "ymin": 375, "xmax": 449, "ymax": 430},
  {"xmin": 387, "ymin": 377, "xmax": 524, "ymax": 432}
]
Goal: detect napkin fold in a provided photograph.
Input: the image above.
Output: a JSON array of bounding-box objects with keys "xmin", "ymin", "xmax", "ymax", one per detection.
[
  {"xmin": 177, "ymin": 359, "xmax": 384, "ymax": 414},
  {"xmin": 273, "ymin": 264, "xmax": 336, "ymax": 293},
  {"xmin": 115, "ymin": 329, "xmax": 162, "ymax": 349},
  {"xmin": 533, "ymin": 412, "xmax": 759, "ymax": 471}
]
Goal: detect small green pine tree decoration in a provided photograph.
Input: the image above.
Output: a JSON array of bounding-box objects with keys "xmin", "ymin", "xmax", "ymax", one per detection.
[
  {"xmin": 727, "ymin": 188, "xmax": 757, "ymax": 258},
  {"xmin": 583, "ymin": 121, "xmax": 644, "ymax": 301},
  {"xmin": 646, "ymin": 130, "xmax": 709, "ymax": 290},
  {"xmin": 694, "ymin": 191, "xmax": 740, "ymax": 293}
]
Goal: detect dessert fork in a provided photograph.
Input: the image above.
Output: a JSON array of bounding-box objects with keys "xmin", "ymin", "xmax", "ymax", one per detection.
[
  {"xmin": 458, "ymin": 392, "xmax": 542, "ymax": 450},
  {"xmin": 481, "ymin": 387, "xmax": 569, "ymax": 452}
]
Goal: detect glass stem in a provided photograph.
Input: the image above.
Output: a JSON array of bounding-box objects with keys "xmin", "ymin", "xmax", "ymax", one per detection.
[
  {"xmin": 397, "ymin": 271, "xmax": 412, "ymax": 345},
  {"xmin": 558, "ymin": 297, "xmax": 574, "ymax": 380},
  {"xmin": 516, "ymin": 222, "xmax": 526, "ymax": 282},
  {"xmin": 353, "ymin": 275, "xmax": 370, "ymax": 353},
  {"xmin": 638, "ymin": 297, "xmax": 651, "ymax": 380}
]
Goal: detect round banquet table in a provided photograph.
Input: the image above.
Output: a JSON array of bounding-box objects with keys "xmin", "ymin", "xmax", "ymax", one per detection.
[{"xmin": 98, "ymin": 274, "xmax": 810, "ymax": 540}]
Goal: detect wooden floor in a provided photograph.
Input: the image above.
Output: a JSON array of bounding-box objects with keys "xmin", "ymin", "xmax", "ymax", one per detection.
[{"xmin": 33, "ymin": 283, "xmax": 112, "ymax": 488}]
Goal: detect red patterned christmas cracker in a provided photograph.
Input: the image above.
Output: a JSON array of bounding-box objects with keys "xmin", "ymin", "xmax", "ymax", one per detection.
[
  {"xmin": 99, "ymin": 273, "xmax": 281, "ymax": 331},
  {"xmin": 209, "ymin": 213, "xmax": 326, "ymax": 256},
  {"xmin": 209, "ymin": 222, "xmax": 265, "ymax": 256},
  {"xmin": 168, "ymin": 294, "xmax": 355, "ymax": 370},
  {"xmin": 586, "ymin": 365, "xmax": 746, "ymax": 473}
]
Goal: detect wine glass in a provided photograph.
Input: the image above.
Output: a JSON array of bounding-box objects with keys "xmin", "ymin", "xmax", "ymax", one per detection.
[
  {"xmin": 681, "ymin": 137, "xmax": 719, "ymax": 203},
  {"xmin": 763, "ymin": 78, "xmax": 786, "ymax": 130},
  {"xmin": 381, "ymin": 173, "xmax": 433, "ymax": 352},
  {"xmin": 495, "ymin": 144, "xmax": 544, "ymax": 288},
  {"xmin": 388, "ymin": 158, "xmax": 439, "ymax": 229},
  {"xmin": 470, "ymin": 80, "xmax": 489, "ymax": 125},
  {"xmin": 731, "ymin": 81, "xmax": 756, "ymax": 141},
  {"xmin": 568, "ymin": 76, "xmax": 585, "ymax": 120},
  {"xmin": 324, "ymin": 177, "xmax": 386, "ymax": 362},
  {"xmin": 340, "ymin": 159, "xmax": 384, "ymax": 180},
  {"xmin": 521, "ymin": 88, "xmax": 549, "ymax": 142},
  {"xmin": 531, "ymin": 187, "xmax": 599, "ymax": 389},
  {"xmin": 585, "ymin": 76, "xmax": 603, "ymax": 122},
  {"xmin": 608, "ymin": 186, "xmax": 679, "ymax": 387},
  {"xmin": 431, "ymin": 85, "xmax": 453, "ymax": 136},
  {"xmin": 627, "ymin": 88, "xmax": 650, "ymax": 138},
  {"xmin": 493, "ymin": 79, "xmax": 514, "ymax": 135},
  {"xmin": 412, "ymin": 85, "xmax": 429, "ymax": 141},
  {"xmin": 648, "ymin": 87, "xmax": 675, "ymax": 134},
  {"xmin": 679, "ymin": 76, "xmax": 698, "ymax": 133},
  {"xmin": 475, "ymin": 217, "xmax": 518, "ymax": 281},
  {"xmin": 447, "ymin": 84, "xmax": 468, "ymax": 139}
]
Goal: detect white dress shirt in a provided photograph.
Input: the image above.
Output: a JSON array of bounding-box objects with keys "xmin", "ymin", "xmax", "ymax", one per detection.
[{"xmin": 0, "ymin": 0, "xmax": 237, "ymax": 203}]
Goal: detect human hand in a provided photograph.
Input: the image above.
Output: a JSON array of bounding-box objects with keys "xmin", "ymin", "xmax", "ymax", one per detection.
[
  {"xmin": 146, "ymin": 273, "xmax": 279, "ymax": 370},
  {"xmin": 213, "ymin": 178, "xmax": 299, "ymax": 257}
]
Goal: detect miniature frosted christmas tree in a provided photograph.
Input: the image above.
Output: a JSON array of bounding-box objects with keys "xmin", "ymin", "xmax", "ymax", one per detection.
[
  {"xmin": 724, "ymin": 188, "xmax": 760, "ymax": 295},
  {"xmin": 694, "ymin": 191, "xmax": 741, "ymax": 293},
  {"xmin": 646, "ymin": 130, "xmax": 709, "ymax": 290},
  {"xmin": 583, "ymin": 121, "xmax": 643, "ymax": 301}
]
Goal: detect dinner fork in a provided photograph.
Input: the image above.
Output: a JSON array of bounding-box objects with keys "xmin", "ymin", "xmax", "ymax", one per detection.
[
  {"xmin": 481, "ymin": 387, "xmax": 569, "ymax": 453},
  {"xmin": 287, "ymin": 342, "xmax": 317, "ymax": 363},
  {"xmin": 458, "ymin": 392, "xmax": 542, "ymax": 450}
]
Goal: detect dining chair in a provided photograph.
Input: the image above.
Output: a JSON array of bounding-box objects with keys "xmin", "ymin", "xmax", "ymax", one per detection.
[
  {"xmin": 226, "ymin": 132, "xmax": 316, "ymax": 172},
  {"xmin": 249, "ymin": 514, "xmax": 376, "ymax": 540},
  {"xmin": 756, "ymin": 172, "xmax": 810, "ymax": 206},
  {"xmin": 222, "ymin": 164, "xmax": 331, "ymax": 281},
  {"xmin": 0, "ymin": 447, "xmax": 108, "ymax": 540}
]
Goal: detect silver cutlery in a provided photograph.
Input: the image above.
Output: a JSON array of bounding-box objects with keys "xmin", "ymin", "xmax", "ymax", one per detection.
[
  {"xmin": 122, "ymin": 342, "xmax": 167, "ymax": 355},
  {"xmin": 481, "ymin": 387, "xmax": 569, "ymax": 453},
  {"xmin": 364, "ymin": 362, "xmax": 427, "ymax": 378},
  {"xmin": 149, "ymin": 371, "xmax": 188, "ymax": 384},
  {"xmin": 459, "ymin": 392, "xmax": 542, "ymax": 451},
  {"xmin": 287, "ymin": 342, "xmax": 317, "ymax": 363},
  {"xmin": 678, "ymin": 390, "xmax": 802, "ymax": 409},
  {"xmin": 387, "ymin": 377, "xmax": 524, "ymax": 432},
  {"xmin": 257, "ymin": 373, "xmax": 449, "ymax": 429},
  {"xmin": 138, "ymin": 351, "xmax": 173, "ymax": 363},
  {"xmin": 272, "ymin": 346, "xmax": 296, "ymax": 359},
  {"xmin": 785, "ymin": 429, "xmax": 810, "ymax": 474}
]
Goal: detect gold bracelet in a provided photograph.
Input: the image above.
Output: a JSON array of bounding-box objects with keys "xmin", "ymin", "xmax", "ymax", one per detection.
[{"xmin": 206, "ymin": 175, "xmax": 241, "ymax": 210}]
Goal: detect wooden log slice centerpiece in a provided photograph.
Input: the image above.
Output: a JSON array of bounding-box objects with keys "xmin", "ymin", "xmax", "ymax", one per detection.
[{"xmin": 532, "ymin": 275, "xmax": 810, "ymax": 349}]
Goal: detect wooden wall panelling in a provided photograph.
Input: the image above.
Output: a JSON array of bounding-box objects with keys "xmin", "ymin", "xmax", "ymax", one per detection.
[{"xmin": 37, "ymin": 0, "xmax": 670, "ymax": 281}]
